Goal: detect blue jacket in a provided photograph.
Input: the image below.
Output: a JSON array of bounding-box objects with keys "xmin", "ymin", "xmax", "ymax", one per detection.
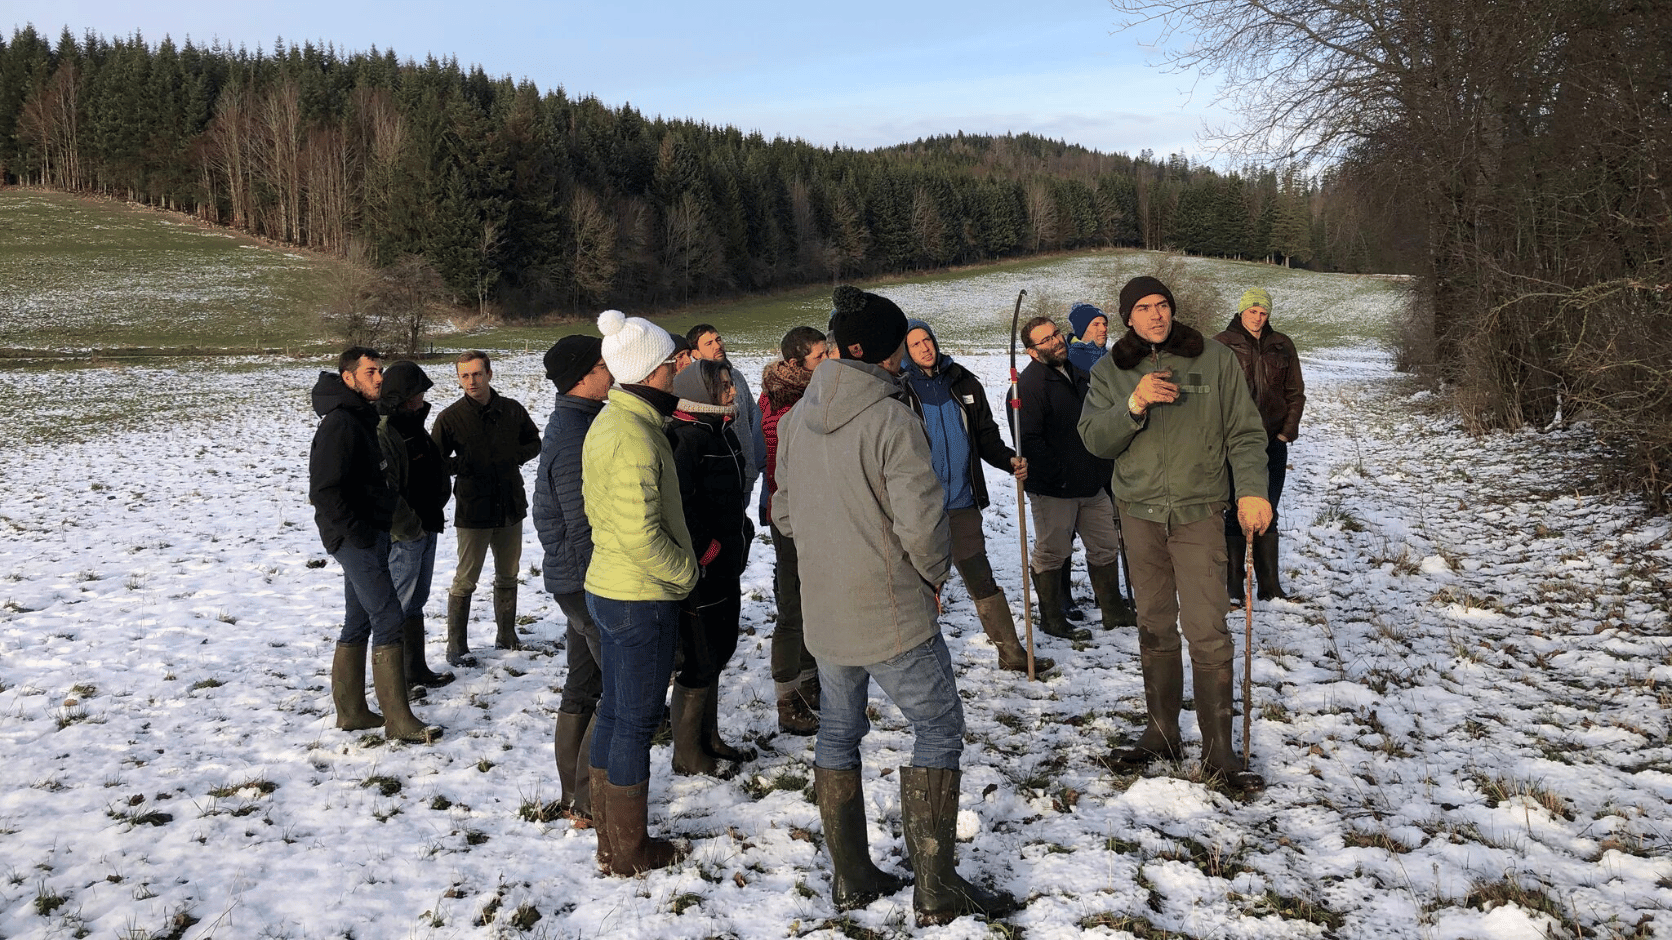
[{"xmin": 532, "ymin": 393, "xmax": 604, "ymax": 596}]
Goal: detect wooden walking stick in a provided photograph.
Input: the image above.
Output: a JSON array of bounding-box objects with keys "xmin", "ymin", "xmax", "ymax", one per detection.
[
  {"xmin": 1006, "ymin": 289, "xmax": 1037, "ymax": 681},
  {"xmin": 1242, "ymin": 527, "xmax": 1255, "ymax": 762}
]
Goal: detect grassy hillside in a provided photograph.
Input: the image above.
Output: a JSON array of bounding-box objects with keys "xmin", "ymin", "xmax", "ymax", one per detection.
[{"xmin": 0, "ymin": 190, "xmax": 345, "ymax": 355}]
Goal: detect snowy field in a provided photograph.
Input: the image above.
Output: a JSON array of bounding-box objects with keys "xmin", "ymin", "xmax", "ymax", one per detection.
[{"xmin": 2, "ymin": 301, "xmax": 1670, "ymax": 939}]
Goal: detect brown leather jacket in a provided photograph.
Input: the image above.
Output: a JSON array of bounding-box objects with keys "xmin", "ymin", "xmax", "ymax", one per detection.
[{"xmin": 1212, "ymin": 318, "xmax": 1305, "ymax": 442}]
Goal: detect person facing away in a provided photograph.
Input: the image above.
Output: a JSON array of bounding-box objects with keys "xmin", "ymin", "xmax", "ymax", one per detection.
[
  {"xmin": 375, "ymin": 360, "xmax": 456, "ymax": 691},
  {"xmin": 665, "ymin": 359, "xmax": 758, "ymax": 777},
  {"xmin": 431, "ymin": 350, "xmax": 540, "ymax": 664},
  {"xmin": 773, "ymin": 285, "xmax": 1019, "ymax": 927},
  {"xmin": 758, "ymin": 325, "xmax": 829, "ymax": 735},
  {"xmin": 1077, "ymin": 275, "xmax": 1272, "ymax": 793},
  {"xmin": 582, "ymin": 310, "xmax": 697, "ymax": 876},
  {"xmin": 899, "ymin": 318, "xmax": 1053, "ymax": 677},
  {"xmin": 532, "ymin": 334, "xmax": 612, "ymax": 828},
  {"xmin": 309, "ymin": 346, "xmax": 439, "ymax": 744},
  {"xmin": 1013, "ymin": 316, "xmax": 1135, "ymax": 642},
  {"xmin": 1213, "ymin": 288, "xmax": 1305, "ymax": 603}
]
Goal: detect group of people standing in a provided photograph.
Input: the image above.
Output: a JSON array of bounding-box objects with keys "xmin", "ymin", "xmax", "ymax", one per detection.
[{"xmin": 306, "ymin": 272, "xmax": 1304, "ymax": 926}]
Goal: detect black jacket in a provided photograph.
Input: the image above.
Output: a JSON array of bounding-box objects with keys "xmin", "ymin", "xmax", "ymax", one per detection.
[
  {"xmin": 431, "ymin": 389, "xmax": 541, "ymax": 529},
  {"xmin": 309, "ymin": 372, "xmax": 396, "ymax": 554},
  {"xmin": 1015, "ymin": 358, "xmax": 1113, "ymax": 499},
  {"xmin": 1213, "ymin": 318, "xmax": 1306, "ymax": 442},
  {"xmin": 902, "ymin": 357, "xmax": 1016, "ymax": 511},
  {"xmin": 532, "ymin": 393, "xmax": 603, "ymax": 596},
  {"xmin": 668, "ymin": 412, "xmax": 750, "ymax": 597}
]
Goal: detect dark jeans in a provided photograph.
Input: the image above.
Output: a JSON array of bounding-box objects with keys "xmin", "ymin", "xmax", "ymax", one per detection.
[
  {"xmin": 1225, "ymin": 438, "xmax": 1288, "ymax": 536},
  {"xmin": 676, "ymin": 583, "xmax": 741, "ymax": 688},
  {"xmin": 586, "ymin": 592, "xmax": 679, "ymax": 787},
  {"xmin": 769, "ymin": 521, "xmax": 817, "ymax": 684},
  {"xmin": 333, "ymin": 531, "xmax": 403, "ymax": 646},
  {"xmin": 816, "ymin": 633, "xmax": 965, "ymax": 771},
  {"xmin": 947, "ymin": 507, "xmax": 999, "ymax": 600},
  {"xmin": 555, "ymin": 591, "xmax": 602, "ymax": 715},
  {"xmin": 387, "ymin": 532, "xmax": 437, "ymax": 619}
]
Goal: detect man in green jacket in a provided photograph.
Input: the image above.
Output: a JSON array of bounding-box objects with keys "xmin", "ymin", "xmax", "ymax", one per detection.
[
  {"xmin": 582, "ymin": 309, "xmax": 697, "ymax": 877},
  {"xmin": 1077, "ymin": 276, "xmax": 1272, "ymax": 793}
]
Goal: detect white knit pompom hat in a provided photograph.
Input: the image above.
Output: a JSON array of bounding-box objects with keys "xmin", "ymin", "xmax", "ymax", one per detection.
[{"xmin": 597, "ymin": 309, "xmax": 674, "ymax": 386}]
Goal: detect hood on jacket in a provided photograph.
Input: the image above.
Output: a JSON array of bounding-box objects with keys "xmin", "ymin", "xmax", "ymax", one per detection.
[
  {"xmin": 312, "ymin": 371, "xmax": 373, "ymax": 418},
  {"xmin": 798, "ymin": 358, "xmax": 903, "ymax": 435},
  {"xmin": 903, "ymin": 318, "xmax": 951, "ymax": 378},
  {"xmin": 671, "ymin": 359, "xmax": 737, "ymax": 416},
  {"xmin": 379, "ymin": 361, "xmax": 435, "ymax": 415}
]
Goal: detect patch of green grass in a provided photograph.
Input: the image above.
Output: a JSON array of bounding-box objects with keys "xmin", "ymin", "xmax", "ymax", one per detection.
[
  {"xmin": 206, "ymin": 779, "xmax": 277, "ymax": 799},
  {"xmin": 361, "ymin": 775, "xmax": 402, "ymax": 797}
]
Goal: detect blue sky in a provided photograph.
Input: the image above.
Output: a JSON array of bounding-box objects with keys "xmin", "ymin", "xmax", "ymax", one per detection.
[{"xmin": 5, "ymin": 0, "xmax": 1226, "ymax": 160}]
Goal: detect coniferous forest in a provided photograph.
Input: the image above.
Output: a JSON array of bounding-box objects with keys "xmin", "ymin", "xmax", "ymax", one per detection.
[{"xmin": 0, "ymin": 26, "xmax": 1373, "ymax": 320}]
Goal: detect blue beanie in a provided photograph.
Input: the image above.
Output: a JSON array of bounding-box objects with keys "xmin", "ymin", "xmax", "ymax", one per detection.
[{"xmin": 1067, "ymin": 302, "xmax": 1108, "ymax": 340}]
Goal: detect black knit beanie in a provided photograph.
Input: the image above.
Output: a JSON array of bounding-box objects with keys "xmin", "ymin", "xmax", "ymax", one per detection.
[
  {"xmin": 830, "ymin": 285, "xmax": 908, "ymax": 364},
  {"xmin": 544, "ymin": 334, "xmax": 604, "ymax": 392},
  {"xmin": 1118, "ymin": 276, "xmax": 1178, "ymax": 326}
]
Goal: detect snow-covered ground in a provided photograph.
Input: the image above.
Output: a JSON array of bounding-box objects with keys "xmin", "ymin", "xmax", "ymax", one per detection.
[{"xmin": 1, "ymin": 332, "xmax": 1669, "ymax": 939}]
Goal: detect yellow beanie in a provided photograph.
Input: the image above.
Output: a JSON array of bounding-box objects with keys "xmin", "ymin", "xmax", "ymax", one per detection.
[{"xmin": 1238, "ymin": 288, "xmax": 1273, "ymax": 315}]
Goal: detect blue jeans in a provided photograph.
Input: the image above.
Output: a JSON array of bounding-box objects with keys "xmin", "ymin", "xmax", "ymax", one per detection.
[
  {"xmin": 586, "ymin": 593, "xmax": 680, "ymax": 787},
  {"xmin": 816, "ymin": 633, "xmax": 965, "ymax": 772},
  {"xmin": 388, "ymin": 532, "xmax": 438, "ymax": 619},
  {"xmin": 333, "ymin": 532, "xmax": 403, "ymax": 646}
]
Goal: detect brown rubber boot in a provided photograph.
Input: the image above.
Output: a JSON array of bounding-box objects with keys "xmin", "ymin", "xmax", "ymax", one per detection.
[
  {"xmin": 445, "ymin": 593, "xmax": 473, "ymax": 666},
  {"xmin": 493, "ymin": 586, "xmax": 520, "ymax": 650},
  {"xmin": 601, "ymin": 778, "xmax": 688, "ymax": 876},
  {"xmin": 371, "ymin": 643, "xmax": 442, "ymax": 744},
  {"xmin": 1105, "ymin": 649, "xmax": 1185, "ymax": 770},
  {"xmin": 589, "ymin": 766, "xmax": 612, "ymax": 871},
  {"xmin": 670, "ymin": 682, "xmax": 719, "ymax": 776},
  {"xmin": 403, "ymin": 615, "xmax": 455, "ymax": 687},
  {"xmin": 553, "ymin": 710, "xmax": 595, "ymax": 826},
  {"xmin": 814, "ymin": 766, "xmax": 909, "ymax": 910},
  {"xmin": 1194, "ymin": 663, "xmax": 1265, "ymax": 793},
  {"xmin": 1088, "ymin": 562, "xmax": 1136, "ymax": 628},
  {"xmin": 973, "ymin": 591, "xmax": 1055, "ymax": 676},
  {"xmin": 1031, "ymin": 567, "xmax": 1091, "ymax": 642},
  {"xmin": 332, "ymin": 642, "xmax": 383, "ymax": 731},
  {"xmin": 900, "ymin": 766, "xmax": 1019, "ymax": 926},
  {"xmin": 797, "ymin": 667, "xmax": 822, "ymax": 713},
  {"xmin": 777, "ymin": 681, "xmax": 819, "ymax": 735}
]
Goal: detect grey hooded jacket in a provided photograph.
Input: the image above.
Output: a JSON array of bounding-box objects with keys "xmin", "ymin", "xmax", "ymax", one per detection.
[{"xmin": 771, "ymin": 358, "xmax": 950, "ymax": 667}]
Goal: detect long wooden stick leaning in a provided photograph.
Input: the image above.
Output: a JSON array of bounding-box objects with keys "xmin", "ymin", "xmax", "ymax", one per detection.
[{"xmin": 1006, "ymin": 289, "xmax": 1037, "ymax": 681}]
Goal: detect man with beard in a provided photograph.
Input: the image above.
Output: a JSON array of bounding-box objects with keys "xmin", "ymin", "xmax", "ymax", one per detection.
[
  {"xmin": 1014, "ymin": 316, "xmax": 1134, "ymax": 641},
  {"xmin": 687, "ymin": 324, "xmax": 763, "ymax": 502},
  {"xmin": 310, "ymin": 346, "xmax": 440, "ymax": 744},
  {"xmin": 1078, "ymin": 276, "xmax": 1272, "ymax": 792}
]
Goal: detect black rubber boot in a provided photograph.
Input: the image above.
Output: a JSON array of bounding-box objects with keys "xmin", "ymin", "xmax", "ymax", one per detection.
[
  {"xmin": 554, "ymin": 710, "xmax": 595, "ymax": 825},
  {"xmin": 1253, "ymin": 530, "xmax": 1288, "ymax": 600},
  {"xmin": 1194, "ymin": 663, "xmax": 1266, "ymax": 793},
  {"xmin": 1030, "ymin": 567, "xmax": 1090, "ymax": 642},
  {"xmin": 1106, "ymin": 649, "xmax": 1185, "ymax": 770},
  {"xmin": 900, "ymin": 766, "xmax": 1019, "ymax": 926},
  {"xmin": 403, "ymin": 615, "xmax": 455, "ymax": 687},
  {"xmin": 1088, "ymin": 561, "xmax": 1136, "ymax": 629},
  {"xmin": 1059, "ymin": 562, "xmax": 1085, "ymax": 621},
  {"xmin": 445, "ymin": 593, "xmax": 474, "ymax": 667},
  {"xmin": 702, "ymin": 681, "xmax": 756, "ymax": 763},
  {"xmin": 814, "ymin": 766, "xmax": 909, "ymax": 910},
  {"xmin": 331, "ymin": 642, "xmax": 383, "ymax": 731},
  {"xmin": 371, "ymin": 643, "xmax": 441, "ymax": 743},
  {"xmin": 670, "ymin": 682, "xmax": 719, "ymax": 776},
  {"xmin": 973, "ymin": 591, "xmax": 1055, "ymax": 676},
  {"xmin": 1226, "ymin": 532, "xmax": 1248, "ymax": 606},
  {"xmin": 493, "ymin": 585, "xmax": 521, "ymax": 650}
]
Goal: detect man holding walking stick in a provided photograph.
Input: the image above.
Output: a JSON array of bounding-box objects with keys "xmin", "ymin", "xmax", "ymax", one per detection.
[{"xmin": 1078, "ymin": 276, "xmax": 1271, "ymax": 793}]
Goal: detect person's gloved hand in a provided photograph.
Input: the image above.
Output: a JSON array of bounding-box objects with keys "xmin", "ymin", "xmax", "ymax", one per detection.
[
  {"xmin": 1128, "ymin": 369, "xmax": 1179, "ymax": 415},
  {"xmin": 1237, "ymin": 496, "xmax": 1273, "ymax": 536}
]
